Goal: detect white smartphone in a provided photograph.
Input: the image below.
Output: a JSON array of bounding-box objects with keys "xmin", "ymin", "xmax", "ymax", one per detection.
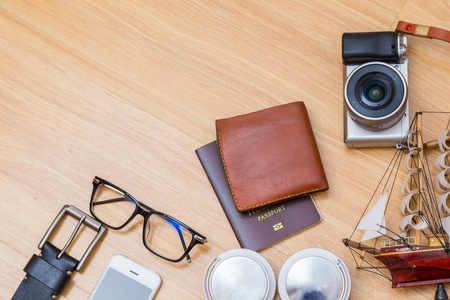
[{"xmin": 88, "ymin": 254, "xmax": 161, "ymax": 300}]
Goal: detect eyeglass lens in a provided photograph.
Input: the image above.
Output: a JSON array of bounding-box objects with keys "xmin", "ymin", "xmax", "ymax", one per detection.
[
  {"xmin": 91, "ymin": 183, "xmax": 136, "ymax": 228},
  {"xmin": 145, "ymin": 214, "xmax": 194, "ymax": 261}
]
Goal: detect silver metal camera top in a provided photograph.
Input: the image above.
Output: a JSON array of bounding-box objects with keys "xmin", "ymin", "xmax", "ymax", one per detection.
[{"xmin": 398, "ymin": 34, "xmax": 408, "ymax": 63}]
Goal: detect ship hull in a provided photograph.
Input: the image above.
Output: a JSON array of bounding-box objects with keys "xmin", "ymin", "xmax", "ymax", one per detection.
[{"xmin": 374, "ymin": 245, "xmax": 450, "ymax": 288}]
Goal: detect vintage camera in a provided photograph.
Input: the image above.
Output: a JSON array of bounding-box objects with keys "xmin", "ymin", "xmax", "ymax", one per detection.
[{"xmin": 343, "ymin": 32, "xmax": 409, "ymax": 148}]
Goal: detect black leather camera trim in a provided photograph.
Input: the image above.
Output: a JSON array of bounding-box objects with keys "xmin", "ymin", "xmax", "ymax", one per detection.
[{"xmin": 342, "ymin": 32, "xmax": 400, "ymax": 65}]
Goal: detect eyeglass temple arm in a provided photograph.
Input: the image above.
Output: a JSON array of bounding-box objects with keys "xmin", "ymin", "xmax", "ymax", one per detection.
[
  {"xmin": 168, "ymin": 218, "xmax": 191, "ymax": 263},
  {"xmin": 92, "ymin": 198, "xmax": 128, "ymax": 206}
]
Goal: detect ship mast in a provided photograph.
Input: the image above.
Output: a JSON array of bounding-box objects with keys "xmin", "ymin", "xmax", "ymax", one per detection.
[{"xmin": 415, "ymin": 110, "xmax": 424, "ymax": 245}]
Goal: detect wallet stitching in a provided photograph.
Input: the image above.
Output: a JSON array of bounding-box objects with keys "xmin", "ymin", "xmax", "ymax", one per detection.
[
  {"xmin": 218, "ymin": 131, "xmax": 324, "ymax": 211},
  {"xmin": 217, "ymin": 132, "xmax": 242, "ymax": 210},
  {"xmin": 244, "ymin": 188, "xmax": 321, "ymax": 210}
]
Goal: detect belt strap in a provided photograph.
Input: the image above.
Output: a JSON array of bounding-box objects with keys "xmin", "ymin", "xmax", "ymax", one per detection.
[
  {"xmin": 396, "ymin": 21, "xmax": 450, "ymax": 43},
  {"xmin": 12, "ymin": 242, "xmax": 79, "ymax": 300}
]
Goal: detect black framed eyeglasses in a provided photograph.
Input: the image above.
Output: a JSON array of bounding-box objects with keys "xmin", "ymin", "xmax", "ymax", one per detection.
[{"xmin": 89, "ymin": 176, "xmax": 207, "ymax": 263}]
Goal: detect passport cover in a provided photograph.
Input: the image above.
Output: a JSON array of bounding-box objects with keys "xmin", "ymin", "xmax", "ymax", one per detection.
[
  {"xmin": 196, "ymin": 141, "xmax": 322, "ymax": 251},
  {"xmin": 216, "ymin": 102, "xmax": 329, "ymax": 212}
]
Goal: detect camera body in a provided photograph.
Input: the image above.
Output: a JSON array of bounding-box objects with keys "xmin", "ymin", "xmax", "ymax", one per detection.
[{"xmin": 343, "ymin": 32, "xmax": 409, "ymax": 148}]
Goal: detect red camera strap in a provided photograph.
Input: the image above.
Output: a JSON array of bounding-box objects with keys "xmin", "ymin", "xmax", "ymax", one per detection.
[{"xmin": 396, "ymin": 21, "xmax": 450, "ymax": 43}]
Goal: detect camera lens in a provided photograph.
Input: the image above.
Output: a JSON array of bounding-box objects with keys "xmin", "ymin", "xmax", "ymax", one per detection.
[
  {"xmin": 364, "ymin": 81, "xmax": 386, "ymax": 103},
  {"xmin": 344, "ymin": 62, "xmax": 407, "ymax": 131}
]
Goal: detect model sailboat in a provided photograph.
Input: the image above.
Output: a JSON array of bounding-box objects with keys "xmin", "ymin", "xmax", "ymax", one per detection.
[{"xmin": 343, "ymin": 111, "xmax": 450, "ymax": 288}]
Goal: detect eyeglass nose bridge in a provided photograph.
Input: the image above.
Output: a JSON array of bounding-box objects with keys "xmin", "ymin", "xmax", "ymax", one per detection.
[
  {"xmin": 134, "ymin": 201, "xmax": 156, "ymax": 217},
  {"xmin": 135, "ymin": 205, "xmax": 152, "ymax": 218}
]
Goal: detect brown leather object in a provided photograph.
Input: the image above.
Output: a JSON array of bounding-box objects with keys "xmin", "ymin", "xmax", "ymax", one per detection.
[
  {"xmin": 216, "ymin": 102, "xmax": 328, "ymax": 212},
  {"xmin": 396, "ymin": 21, "xmax": 450, "ymax": 43}
]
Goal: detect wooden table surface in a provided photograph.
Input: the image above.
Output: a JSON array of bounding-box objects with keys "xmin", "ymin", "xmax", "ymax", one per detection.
[{"xmin": 0, "ymin": 1, "xmax": 448, "ymax": 299}]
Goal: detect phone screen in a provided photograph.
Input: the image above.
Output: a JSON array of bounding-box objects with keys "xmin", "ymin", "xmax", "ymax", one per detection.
[{"xmin": 90, "ymin": 267, "xmax": 153, "ymax": 300}]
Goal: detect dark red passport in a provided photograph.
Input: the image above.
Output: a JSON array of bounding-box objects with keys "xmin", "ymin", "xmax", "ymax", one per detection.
[{"xmin": 196, "ymin": 141, "xmax": 322, "ymax": 251}]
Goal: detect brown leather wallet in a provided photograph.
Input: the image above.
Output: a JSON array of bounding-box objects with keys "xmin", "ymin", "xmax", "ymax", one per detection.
[{"xmin": 216, "ymin": 102, "xmax": 328, "ymax": 212}]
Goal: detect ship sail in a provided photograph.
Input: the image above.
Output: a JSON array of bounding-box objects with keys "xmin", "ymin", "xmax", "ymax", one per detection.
[
  {"xmin": 399, "ymin": 128, "xmax": 429, "ymax": 238},
  {"xmin": 438, "ymin": 192, "xmax": 450, "ymax": 216},
  {"xmin": 356, "ymin": 192, "xmax": 388, "ymax": 241},
  {"xmin": 436, "ymin": 128, "xmax": 450, "ymax": 243},
  {"xmin": 436, "ymin": 170, "xmax": 450, "ymax": 193},
  {"xmin": 438, "ymin": 129, "xmax": 450, "ymax": 152},
  {"xmin": 435, "ymin": 152, "xmax": 450, "ymax": 170},
  {"xmin": 441, "ymin": 216, "xmax": 450, "ymax": 237},
  {"xmin": 399, "ymin": 214, "xmax": 428, "ymax": 231},
  {"xmin": 435, "ymin": 150, "xmax": 450, "ymax": 193}
]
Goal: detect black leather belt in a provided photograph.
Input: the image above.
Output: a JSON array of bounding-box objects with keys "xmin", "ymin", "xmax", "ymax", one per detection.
[{"xmin": 12, "ymin": 205, "xmax": 106, "ymax": 300}]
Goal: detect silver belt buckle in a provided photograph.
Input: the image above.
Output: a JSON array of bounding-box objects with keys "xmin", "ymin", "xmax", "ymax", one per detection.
[{"xmin": 38, "ymin": 205, "xmax": 106, "ymax": 271}]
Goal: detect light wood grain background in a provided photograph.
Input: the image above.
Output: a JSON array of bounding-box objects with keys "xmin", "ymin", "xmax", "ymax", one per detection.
[{"xmin": 0, "ymin": 1, "xmax": 448, "ymax": 299}]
